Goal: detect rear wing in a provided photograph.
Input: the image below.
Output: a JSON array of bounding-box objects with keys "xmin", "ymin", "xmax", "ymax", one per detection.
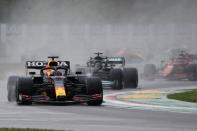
[
  {"xmin": 105, "ymin": 57, "xmax": 125, "ymax": 66},
  {"xmin": 106, "ymin": 57, "xmax": 125, "ymax": 63},
  {"xmin": 26, "ymin": 61, "xmax": 70, "ymax": 69}
]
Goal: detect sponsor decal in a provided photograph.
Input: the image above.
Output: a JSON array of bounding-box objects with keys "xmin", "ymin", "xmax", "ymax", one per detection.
[
  {"xmin": 27, "ymin": 61, "xmax": 46, "ymax": 67},
  {"xmin": 55, "ymin": 87, "xmax": 66, "ymax": 98},
  {"xmin": 26, "ymin": 61, "xmax": 69, "ymax": 68},
  {"xmin": 59, "ymin": 61, "xmax": 69, "ymax": 67},
  {"xmin": 108, "ymin": 57, "xmax": 123, "ymax": 62}
]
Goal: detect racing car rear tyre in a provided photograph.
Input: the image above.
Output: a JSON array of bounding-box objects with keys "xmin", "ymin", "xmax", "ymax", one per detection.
[
  {"xmin": 123, "ymin": 68, "xmax": 138, "ymax": 88},
  {"xmin": 7, "ymin": 76, "xmax": 18, "ymax": 102},
  {"xmin": 187, "ymin": 63, "xmax": 197, "ymax": 81},
  {"xmin": 110, "ymin": 69, "xmax": 123, "ymax": 90},
  {"xmin": 143, "ymin": 64, "xmax": 156, "ymax": 81},
  {"xmin": 86, "ymin": 77, "xmax": 103, "ymax": 106},
  {"xmin": 16, "ymin": 77, "xmax": 33, "ymax": 105}
]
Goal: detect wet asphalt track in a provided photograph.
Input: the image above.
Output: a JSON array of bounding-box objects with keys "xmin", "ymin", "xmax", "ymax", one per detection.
[{"xmin": 0, "ymin": 78, "xmax": 197, "ymax": 131}]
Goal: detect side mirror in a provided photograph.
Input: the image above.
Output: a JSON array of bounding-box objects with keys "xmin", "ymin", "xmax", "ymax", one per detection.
[{"xmin": 29, "ymin": 72, "xmax": 36, "ymax": 75}]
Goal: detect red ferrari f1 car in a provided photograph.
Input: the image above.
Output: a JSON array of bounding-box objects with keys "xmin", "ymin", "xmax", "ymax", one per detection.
[{"xmin": 143, "ymin": 50, "xmax": 197, "ymax": 81}]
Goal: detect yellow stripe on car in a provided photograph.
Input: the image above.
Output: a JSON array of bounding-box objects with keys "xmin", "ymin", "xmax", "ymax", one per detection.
[{"xmin": 55, "ymin": 87, "xmax": 66, "ymax": 98}]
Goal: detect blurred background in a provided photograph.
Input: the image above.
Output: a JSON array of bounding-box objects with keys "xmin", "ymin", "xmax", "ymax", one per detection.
[{"xmin": 0, "ymin": 0, "xmax": 196, "ymax": 68}]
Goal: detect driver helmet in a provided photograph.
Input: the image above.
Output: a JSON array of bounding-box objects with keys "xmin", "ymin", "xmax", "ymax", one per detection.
[
  {"xmin": 45, "ymin": 60, "xmax": 59, "ymax": 76},
  {"xmin": 94, "ymin": 62, "xmax": 102, "ymax": 71}
]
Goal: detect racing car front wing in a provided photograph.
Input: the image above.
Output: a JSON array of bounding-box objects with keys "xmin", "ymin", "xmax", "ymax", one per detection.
[{"xmin": 19, "ymin": 94, "xmax": 102, "ymax": 103}]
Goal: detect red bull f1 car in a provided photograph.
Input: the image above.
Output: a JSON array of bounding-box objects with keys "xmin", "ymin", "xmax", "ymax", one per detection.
[
  {"xmin": 143, "ymin": 50, "xmax": 197, "ymax": 81},
  {"xmin": 7, "ymin": 56, "xmax": 103, "ymax": 105}
]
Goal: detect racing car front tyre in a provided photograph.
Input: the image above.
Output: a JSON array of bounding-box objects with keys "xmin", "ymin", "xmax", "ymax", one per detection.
[
  {"xmin": 16, "ymin": 77, "xmax": 33, "ymax": 105},
  {"xmin": 110, "ymin": 69, "xmax": 123, "ymax": 90},
  {"xmin": 123, "ymin": 68, "xmax": 138, "ymax": 88},
  {"xmin": 7, "ymin": 76, "xmax": 18, "ymax": 102},
  {"xmin": 86, "ymin": 77, "xmax": 103, "ymax": 106},
  {"xmin": 187, "ymin": 63, "xmax": 197, "ymax": 81}
]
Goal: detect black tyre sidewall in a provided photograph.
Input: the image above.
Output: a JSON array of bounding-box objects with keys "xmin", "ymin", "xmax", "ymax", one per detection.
[
  {"xmin": 123, "ymin": 68, "xmax": 138, "ymax": 88},
  {"xmin": 7, "ymin": 76, "xmax": 18, "ymax": 102},
  {"xmin": 16, "ymin": 77, "xmax": 33, "ymax": 105},
  {"xmin": 86, "ymin": 77, "xmax": 103, "ymax": 106},
  {"xmin": 110, "ymin": 69, "xmax": 123, "ymax": 90}
]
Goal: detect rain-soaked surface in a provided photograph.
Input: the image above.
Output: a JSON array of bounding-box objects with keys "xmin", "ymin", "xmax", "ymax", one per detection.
[{"xmin": 0, "ymin": 0, "xmax": 197, "ymax": 131}]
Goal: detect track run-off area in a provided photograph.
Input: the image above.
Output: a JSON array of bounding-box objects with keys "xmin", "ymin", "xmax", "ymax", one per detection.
[{"xmin": 104, "ymin": 86, "xmax": 197, "ymax": 114}]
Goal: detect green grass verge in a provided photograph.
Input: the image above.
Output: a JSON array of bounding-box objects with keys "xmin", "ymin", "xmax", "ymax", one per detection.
[
  {"xmin": 0, "ymin": 128, "xmax": 65, "ymax": 131},
  {"xmin": 167, "ymin": 89, "xmax": 197, "ymax": 103}
]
